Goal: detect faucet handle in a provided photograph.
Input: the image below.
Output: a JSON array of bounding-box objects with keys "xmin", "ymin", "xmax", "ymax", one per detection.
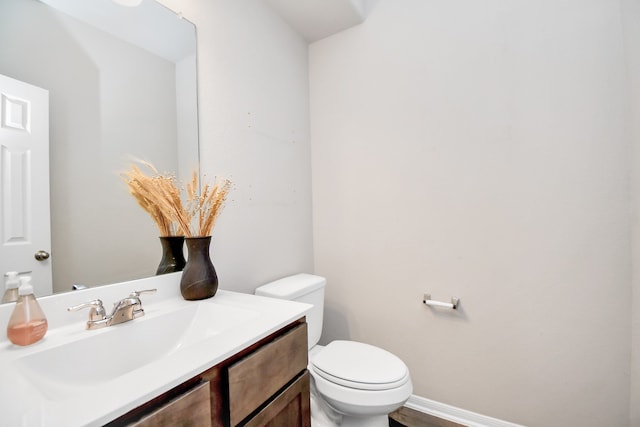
[
  {"xmin": 67, "ymin": 299, "xmax": 107, "ymax": 321},
  {"xmin": 129, "ymin": 289, "xmax": 157, "ymax": 298}
]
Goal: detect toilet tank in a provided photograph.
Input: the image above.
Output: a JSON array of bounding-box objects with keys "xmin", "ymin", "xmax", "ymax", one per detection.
[{"xmin": 255, "ymin": 274, "xmax": 325, "ymax": 349}]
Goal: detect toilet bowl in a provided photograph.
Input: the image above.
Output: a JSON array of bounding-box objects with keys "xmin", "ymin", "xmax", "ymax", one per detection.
[
  {"xmin": 310, "ymin": 341, "xmax": 412, "ymax": 427},
  {"xmin": 255, "ymin": 274, "xmax": 413, "ymax": 427}
]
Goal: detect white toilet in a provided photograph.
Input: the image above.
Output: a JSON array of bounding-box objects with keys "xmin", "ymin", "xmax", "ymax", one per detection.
[{"xmin": 255, "ymin": 274, "xmax": 413, "ymax": 427}]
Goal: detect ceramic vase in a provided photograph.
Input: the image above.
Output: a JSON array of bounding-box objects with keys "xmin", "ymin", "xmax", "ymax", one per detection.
[
  {"xmin": 156, "ymin": 236, "xmax": 186, "ymax": 275},
  {"xmin": 180, "ymin": 236, "xmax": 218, "ymax": 300}
]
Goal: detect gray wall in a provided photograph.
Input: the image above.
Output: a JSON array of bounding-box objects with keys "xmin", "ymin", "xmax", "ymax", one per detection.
[
  {"xmin": 157, "ymin": 0, "xmax": 314, "ymax": 294},
  {"xmin": 310, "ymin": 0, "xmax": 632, "ymax": 426},
  {"xmin": 624, "ymin": 0, "xmax": 640, "ymax": 425}
]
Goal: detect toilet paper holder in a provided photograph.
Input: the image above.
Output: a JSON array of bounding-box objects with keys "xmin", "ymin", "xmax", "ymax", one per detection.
[{"xmin": 423, "ymin": 294, "xmax": 459, "ymax": 310}]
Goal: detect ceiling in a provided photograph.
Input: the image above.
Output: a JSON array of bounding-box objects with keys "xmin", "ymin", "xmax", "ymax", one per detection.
[{"xmin": 264, "ymin": 0, "xmax": 376, "ymax": 43}]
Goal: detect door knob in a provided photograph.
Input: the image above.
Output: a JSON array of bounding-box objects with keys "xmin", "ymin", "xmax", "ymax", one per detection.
[{"xmin": 34, "ymin": 250, "xmax": 50, "ymax": 261}]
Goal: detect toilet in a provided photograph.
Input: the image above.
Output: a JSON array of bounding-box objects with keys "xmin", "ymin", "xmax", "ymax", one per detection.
[{"xmin": 255, "ymin": 274, "xmax": 413, "ymax": 427}]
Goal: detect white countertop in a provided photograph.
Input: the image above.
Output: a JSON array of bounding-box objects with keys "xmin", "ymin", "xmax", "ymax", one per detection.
[{"xmin": 0, "ymin": 273, "xmax": 311, "ymax": 426}]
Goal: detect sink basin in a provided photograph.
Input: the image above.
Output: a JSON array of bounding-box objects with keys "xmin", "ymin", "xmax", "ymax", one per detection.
[{"xmin": 16, "ymin": 300, "xmax": 258, "ymax": 400}]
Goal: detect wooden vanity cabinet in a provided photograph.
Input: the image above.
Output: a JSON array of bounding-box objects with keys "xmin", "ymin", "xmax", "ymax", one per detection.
[{"xmin": 109, "ymin": 318, "xmax": 310, "ymax": 427}]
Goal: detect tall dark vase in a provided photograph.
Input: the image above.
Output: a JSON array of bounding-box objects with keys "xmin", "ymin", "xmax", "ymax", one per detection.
[
  {"xmin": 180, "ymin": 236, "xmax": 218, "ymax": 300},
  {"xmin": 156, "ymin": 236, "xmax": 186, "ymax": 275}
]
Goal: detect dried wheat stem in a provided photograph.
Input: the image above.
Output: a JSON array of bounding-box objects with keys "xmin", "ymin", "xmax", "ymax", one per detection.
[{"xmin": 122, "ymin": 161, "xmax": 231, "ymax": 238}]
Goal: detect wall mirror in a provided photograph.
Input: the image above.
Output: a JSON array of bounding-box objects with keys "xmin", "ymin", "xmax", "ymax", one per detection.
[{"xmin": 0, "ymin": 0, "xmax": 199, "ymax": 295}]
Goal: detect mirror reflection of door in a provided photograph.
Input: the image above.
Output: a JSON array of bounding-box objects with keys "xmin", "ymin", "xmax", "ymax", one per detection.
[{"xmin": 0, "ymin": 73, "xmax": 52, "ymax": 296}]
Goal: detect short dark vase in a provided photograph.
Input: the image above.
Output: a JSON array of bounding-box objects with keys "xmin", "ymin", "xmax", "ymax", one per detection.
[
  {"xmin": 156, "ymin": 236, "xmax": 186, "ymax": 275},
  {"xmin": 180, "ymin": 236, "xmax": 218, "ymax": 300}
]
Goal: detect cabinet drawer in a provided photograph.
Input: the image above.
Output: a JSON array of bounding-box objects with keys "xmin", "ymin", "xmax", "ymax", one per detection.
[
  {"xmin": 130, "ymin": 381, "xmax": 211, "ymax": 427},
  {"xmin": 228, "ymin": 323, "xmax": 308, "ymax": 426}
]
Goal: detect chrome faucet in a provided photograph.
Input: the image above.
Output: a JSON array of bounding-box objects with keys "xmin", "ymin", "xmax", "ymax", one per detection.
[{"xmin": 68, "ymin": 289, "xmax": 157, "ymax": 330}]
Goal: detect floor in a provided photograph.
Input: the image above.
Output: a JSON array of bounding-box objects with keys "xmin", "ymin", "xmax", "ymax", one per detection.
[{"xmin": 389, "ymin": 407, "xmax": 465, "ymax": 427}]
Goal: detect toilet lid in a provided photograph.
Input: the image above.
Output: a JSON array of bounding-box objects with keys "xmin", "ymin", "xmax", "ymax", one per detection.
[{"xmin": 310, "ymin": 341, "xmax": 409, "ymax": 391}]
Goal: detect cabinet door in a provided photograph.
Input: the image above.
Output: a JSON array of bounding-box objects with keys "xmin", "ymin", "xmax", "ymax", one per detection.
[
  {"xmin": 228, "ymin": 323, "xmax": 308, "ymax": 425},
  {"xmin": 243, "ymin": 371, "xmax": 310, "ymax": 427},
  {"xmin": 130, "ymin": 381, "xmax": 211, "ymax": 427}
]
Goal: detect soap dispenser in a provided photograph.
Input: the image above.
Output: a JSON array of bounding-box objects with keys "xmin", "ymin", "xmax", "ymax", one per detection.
[
  {"xmin": 1, "ymin": 272, "xmax": 19, "ymax": 304},
  {"xmin": 6, "ymin": 276, "xmax": 48, "ymax": 346}
]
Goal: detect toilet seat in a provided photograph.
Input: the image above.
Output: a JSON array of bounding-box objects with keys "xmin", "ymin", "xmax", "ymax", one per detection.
[{"xmin": 310, "ymin": 340, "xmax": 410, "ymax": 391}]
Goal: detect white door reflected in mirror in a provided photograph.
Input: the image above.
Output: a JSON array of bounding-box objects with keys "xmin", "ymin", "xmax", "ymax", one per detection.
[{"xmin": 0, "ymin": 74, "xmax": 52, "ymax": 297}]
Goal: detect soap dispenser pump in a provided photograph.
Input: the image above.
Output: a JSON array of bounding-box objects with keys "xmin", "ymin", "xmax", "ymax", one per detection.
[
  {"xmin": 6, "ymin": 276, "xmax": 48, "ymax": 346},
  {"xmin": 1, "ymin": 272, "xmax": 20, "ymax": 304}
]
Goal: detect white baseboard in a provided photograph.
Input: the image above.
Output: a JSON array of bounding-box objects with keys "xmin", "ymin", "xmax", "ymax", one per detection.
[{"xmin": 404, "ymin": 395, "xmax": 526, "ymax": 427}]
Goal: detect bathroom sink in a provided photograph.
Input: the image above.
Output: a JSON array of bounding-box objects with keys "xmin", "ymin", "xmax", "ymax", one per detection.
[
  {"xmin": 15, "ymin": 300, "xmax": 258, "ymax": 400},
  {"xmin": 0, "ymin": 273, "xmax": 311, "ymax": 426}
]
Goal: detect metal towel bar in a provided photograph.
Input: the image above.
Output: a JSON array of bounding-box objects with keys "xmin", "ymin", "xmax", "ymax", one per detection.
[{"xmin": 423, "ymin": 294, "xmax": 459, "ymax": 310}]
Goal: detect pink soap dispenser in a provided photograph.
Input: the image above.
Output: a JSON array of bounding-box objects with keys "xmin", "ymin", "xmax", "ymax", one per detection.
[{"xmin": 6, "ymin": 276, "xmax": 48, "ymax": 346}]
